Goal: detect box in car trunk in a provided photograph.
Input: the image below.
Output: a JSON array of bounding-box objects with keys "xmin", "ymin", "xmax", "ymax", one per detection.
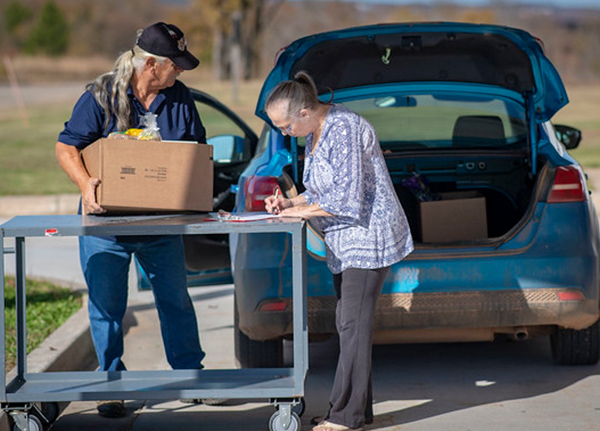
[{"xmin": 420, "ymin": 191, "xmax": 487, "ymax": 243}]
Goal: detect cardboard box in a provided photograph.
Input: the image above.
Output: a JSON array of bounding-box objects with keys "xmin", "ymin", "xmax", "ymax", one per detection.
[
  {"xmin": 420, "ymin": 191, "xmax": 487, "ymax": 243},
  {"xmin": 81, "ymin": 138, "xmax": 213, "ymax": 213}
]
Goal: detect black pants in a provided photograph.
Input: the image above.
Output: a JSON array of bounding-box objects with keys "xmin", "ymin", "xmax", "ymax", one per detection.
[{"xmin": 327, "ymin": 266, "xmax": 389, "ymax": 428}]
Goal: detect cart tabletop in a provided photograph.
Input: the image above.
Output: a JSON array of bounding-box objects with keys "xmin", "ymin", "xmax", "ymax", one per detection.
[{"xmin": 0, "ymin": 213, "xmax": 304, "ymax": 238}]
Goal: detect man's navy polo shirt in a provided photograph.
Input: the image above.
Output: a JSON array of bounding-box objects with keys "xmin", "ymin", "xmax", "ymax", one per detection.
[{"xmin": 58, "ymin": 79, "xmax": 206, "ymax": 147}]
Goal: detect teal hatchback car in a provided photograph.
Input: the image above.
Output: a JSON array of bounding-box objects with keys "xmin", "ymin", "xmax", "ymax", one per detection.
[{"xmin": 227, "ymin": 22, "xmax": 598, "ymax": 368}]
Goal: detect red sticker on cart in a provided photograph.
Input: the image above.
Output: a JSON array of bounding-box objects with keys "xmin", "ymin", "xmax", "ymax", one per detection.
[{"xmin": 45, "ymin": 228, "xmax": 59, "ymax": 236}]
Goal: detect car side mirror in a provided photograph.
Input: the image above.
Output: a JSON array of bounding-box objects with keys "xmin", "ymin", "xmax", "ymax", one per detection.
[
  {"xmin": 554, "ymin": 124, "xmax": 582, "ymax": 150},
  {"xmin": 207, "ymin": 135, "xmax": 246, "ymax": 164}
]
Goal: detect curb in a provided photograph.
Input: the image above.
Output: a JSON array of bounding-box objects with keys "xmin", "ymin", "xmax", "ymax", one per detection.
[
  {"xmin": 0, "ymin": 303, "xmax": 96, "ymax": 430},
  {"xmin": 21, "ymin": 303, "xmax": 95, "ymax": 374}
]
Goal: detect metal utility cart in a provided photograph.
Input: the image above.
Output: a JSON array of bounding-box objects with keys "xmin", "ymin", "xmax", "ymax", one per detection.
[{"xmin": 0, "ymin": 214, "xmax": 307, "ymax": 431}]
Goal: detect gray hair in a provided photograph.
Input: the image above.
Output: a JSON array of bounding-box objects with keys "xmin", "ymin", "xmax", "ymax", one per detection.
[
  {"xmin": 86, "ymin": 30, "xmax": 168, "ymax": 132},
  {"xmin": 265, "ymin": 71, "xmax": 330, "ymax": 120}
]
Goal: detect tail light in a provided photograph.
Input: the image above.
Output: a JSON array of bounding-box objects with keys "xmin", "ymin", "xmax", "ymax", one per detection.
[
  {"xmin": 548, "ymin": 166, "xmax": 587, "ymax": 203},
  {"xmin": 557, "ymin": 291, "xmax": 585, "ymax": 301},
  {"xmin": 257, "ymin": 299, "xmax": 289, "ymax": 312},
  {"xmin": 244, "ymin": 175, "xmax": 279, "ymax": 211}
]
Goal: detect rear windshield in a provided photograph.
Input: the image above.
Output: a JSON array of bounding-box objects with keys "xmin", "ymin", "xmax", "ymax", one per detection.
[{"xmin": 340, "ymin": 93, "xmax": 528, "ymax": 151}]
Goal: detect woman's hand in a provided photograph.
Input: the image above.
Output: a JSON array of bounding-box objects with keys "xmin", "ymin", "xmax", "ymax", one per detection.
[
  {"xmin": 264, "ymin": 194, "xmax": 292, "ymax": 215},
  {"xmin": 265, "ymin": 193, "xmax": 323, "ymax": 219}
]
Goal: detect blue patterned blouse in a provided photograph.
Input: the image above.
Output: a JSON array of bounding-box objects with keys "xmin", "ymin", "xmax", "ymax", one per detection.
[{"xmin": 302, "ymin": 104, "xmax": 414, "ymax": 274}]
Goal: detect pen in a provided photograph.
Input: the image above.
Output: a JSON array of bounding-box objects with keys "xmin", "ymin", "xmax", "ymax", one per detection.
[{"xmin": 272, "ymin": 187, "xmax": 280, "ymax": 215}]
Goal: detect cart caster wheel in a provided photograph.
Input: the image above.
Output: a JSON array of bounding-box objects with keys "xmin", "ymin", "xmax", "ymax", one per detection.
[
  {"xmin": 273, "ymin": 398, "xmax": 305, "ymax": 418},
  {"xmin": 268, "ymin": 410, "xmax": 300, "ymax": 431},
  {"xmin": 11, "ymin": 414, "xmax": 43, "ymax": 431},
  {"xmin": 292, "ymin": 398, "xmax": 305, "ymax": 417},
  {"xmin": 33, "ymin": 402, "xmax": 59, "ymax": 424}
]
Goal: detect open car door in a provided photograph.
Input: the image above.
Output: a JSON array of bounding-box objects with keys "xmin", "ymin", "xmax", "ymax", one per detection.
[{"xmin": 137, "ymin": 87, "xmax": 258, "ymax": 289}]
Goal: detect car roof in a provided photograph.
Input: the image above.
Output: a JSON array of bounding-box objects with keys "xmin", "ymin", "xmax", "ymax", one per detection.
[{"xmin": 256, "ymin": 22, "xmax": 568, "ymax": 124}]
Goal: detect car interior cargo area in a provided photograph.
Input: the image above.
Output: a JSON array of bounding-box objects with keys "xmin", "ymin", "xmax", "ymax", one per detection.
[{"xmin": 388, "ymin": 153, "xmax": 537, "ymax": 244}]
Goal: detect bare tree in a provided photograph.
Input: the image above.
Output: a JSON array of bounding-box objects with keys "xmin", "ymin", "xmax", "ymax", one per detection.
[{"xmin": 193, "ymin": 0, "xmax": 284, "ymax": 80}]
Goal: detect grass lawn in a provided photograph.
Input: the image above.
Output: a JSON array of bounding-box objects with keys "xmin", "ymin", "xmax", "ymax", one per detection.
[
  {"xmin": 3, "ymin": 276, "xmax": 83, "ymax": 372},
  {"xmin": 0, "ymin": 104, "xmax": 77, "ymax": 196}
]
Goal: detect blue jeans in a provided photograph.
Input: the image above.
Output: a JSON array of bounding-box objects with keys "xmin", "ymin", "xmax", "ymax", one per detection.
[{"xmin": 79, "ymin": 234, "xmax": 205, "ymax": 371}]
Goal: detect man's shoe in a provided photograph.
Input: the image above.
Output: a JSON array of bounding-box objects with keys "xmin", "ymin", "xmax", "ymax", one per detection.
[
  {"xmin": 179, "ymin": 398, "xmax": 201, "ymax": 404},
  {"xmin": 179, "ymin": 398, "xmax": 227, "ymax": 406},
  {"xmin": 97, "ymin": 400, "xmax": 126, "ymax": 418},
  {"xmin": 201, "ymin": 398, "xmax": 227, "ymax": 406}
]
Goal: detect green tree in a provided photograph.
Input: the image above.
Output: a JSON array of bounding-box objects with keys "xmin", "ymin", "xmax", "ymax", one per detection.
[
  {"xmin": 4, "ymin": 1, "xmax": 33, "ymax": 34},
  {"xmin": 24, "ymin": 0, "xmax": 69, "ymax": 56},
  {"xmin": 2, "ymin": 1, "xmax": 33, "ymax": 51}
]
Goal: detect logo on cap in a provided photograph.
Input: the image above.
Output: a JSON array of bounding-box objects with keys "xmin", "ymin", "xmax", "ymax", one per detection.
[
  {"xmin": 166, "ymin": 27, "xmax": 186, "ymax": 52},
  {"xmin": 177, "ymin": 37, "xmax": 186, "ymax": 52}
]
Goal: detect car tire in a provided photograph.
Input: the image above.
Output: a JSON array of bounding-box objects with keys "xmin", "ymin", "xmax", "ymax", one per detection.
[
  {"xmin": 550, "ymin": 319, "xmax": 600, "ymax": 365},
  {"xmin": 234, "ymin": 297, "xmax": 284, "ymax": 368}
]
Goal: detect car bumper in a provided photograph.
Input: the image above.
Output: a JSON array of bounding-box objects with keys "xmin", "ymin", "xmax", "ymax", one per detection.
[{"xmin": 239, "ymin": 288, "xmax": 599, "ymax": 342}]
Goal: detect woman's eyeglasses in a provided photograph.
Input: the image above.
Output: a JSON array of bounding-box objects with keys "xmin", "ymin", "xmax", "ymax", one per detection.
[{"xmin": 279, "ymin": 115, "xmax": 298, "ymax": 135}]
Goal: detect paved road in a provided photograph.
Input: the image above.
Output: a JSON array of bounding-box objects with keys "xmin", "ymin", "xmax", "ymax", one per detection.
[{"xmin": 0, "ymin": 82, "xmax": 86, "ymax": 110}]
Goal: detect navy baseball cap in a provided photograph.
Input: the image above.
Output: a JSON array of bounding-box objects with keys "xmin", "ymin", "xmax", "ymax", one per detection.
[{"xmin": 136, "ymin": 22, "xmax": 199, "ymax": 70}]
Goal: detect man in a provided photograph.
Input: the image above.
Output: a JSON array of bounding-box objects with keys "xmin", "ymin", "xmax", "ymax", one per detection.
[{"xmin": 55, "ymin": 22, "xmax": 206, "ymax": 418}]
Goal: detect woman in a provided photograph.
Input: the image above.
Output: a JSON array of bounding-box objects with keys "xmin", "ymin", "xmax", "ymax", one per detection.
[
  {"xmin": 55, "ymin": 22, "xmax": 206, "ymax": 418},
  {"xmin": 264, "ymin": 71, "xmax": 414, "ymax": 431}
]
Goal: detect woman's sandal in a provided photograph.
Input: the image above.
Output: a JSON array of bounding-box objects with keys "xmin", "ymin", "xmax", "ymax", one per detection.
[
  {"xmin": 311, "ymin": 416, "xmax": 373, "ymax": 426},
  {"xmin": 311, "ymin": 419, "xmax": 364, "ymax": 431}
]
